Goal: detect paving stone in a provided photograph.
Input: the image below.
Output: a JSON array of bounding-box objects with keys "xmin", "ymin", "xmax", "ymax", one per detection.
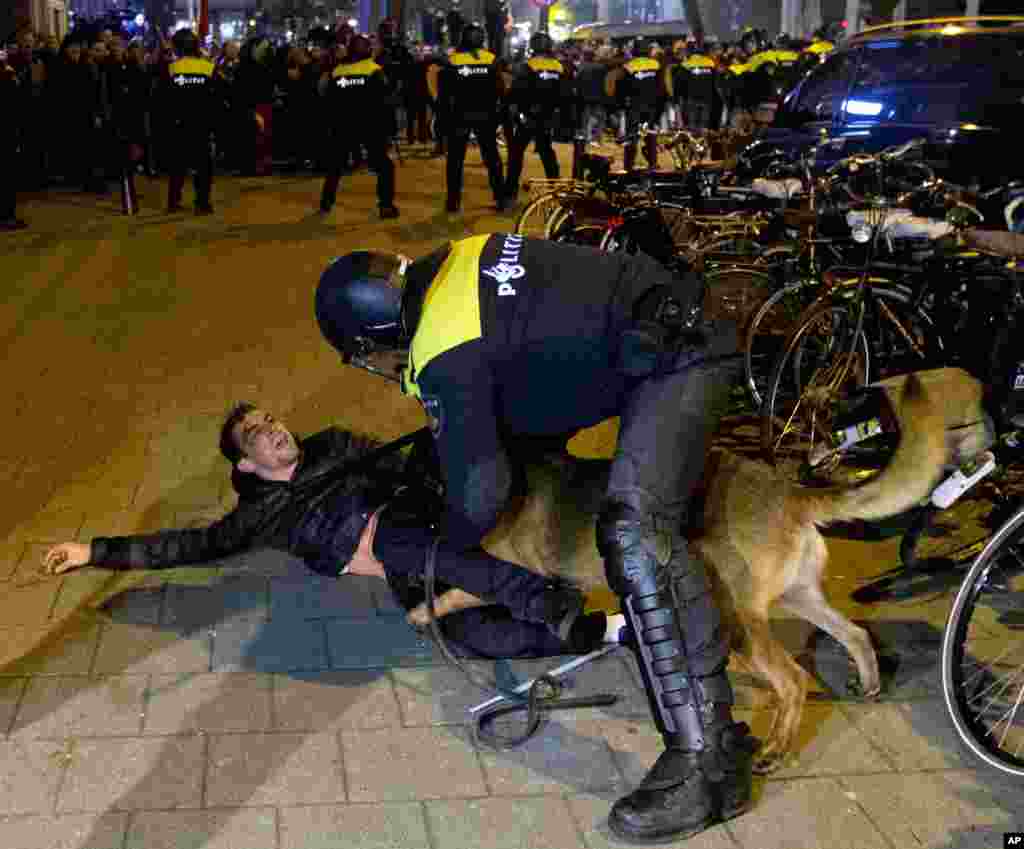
[
  {"xmin": 743, "ymin": 703, "xmax": 895, "ymax": 778},
  {"xmin": 840, "ymin": 700, "xmax": 972, "ymax": 770},
  {"xmin": 477, "ymin": 716, "xmax": 621, "ymax": 795},
  {"xmin": 12, "ymin": 509, "xmax": 87, "ymax": 544},
  {"xmin": 726, "ymin": 777, "xmax": 888, "ymax": 849},
  {"xmin": 0, "ymin": 580, "xmax": 60, "ymax": 626},
  {"xmin": 0, "ymin": 812, "xmax": 128, "ymax": 849},
  {"xmin": 56, "ymin": 735, "xmax": 206, "ymax": 813},
  {"xmin": 278, "ymin": 802, "xmax": 430, "ymax": 849},
  {"xmin": 270, "ymin": 574, "xmax": 376, "ymax": 621},
  {"xmin": 205, "ymin": 732, "xmax": 346, "ymax": 807},
  {"xmin": 340, "ymin": 726, "xmax": 487, "ymax": 802},
  {"xmin": 143, "ymin": 672, "xmax": 272, "ymax": 734},
  {"xmin": 371, "ymin": 578, "xmax": 405, "ymax": 616},
  {"xmin": 162, "ymin": 578, "xmax": 269, "ymax": 628},
  {"xmin": 226, "ymin": 548, "xmax": 311, "ymax": 579},
  {"xmin": 0, "ymin": 678, "xmax": 26, "ymax": 733},
  {"xmin": 326, "ymin": 620, "xmax": 438, "ymax": 669},
  {"xmin": 596, "ymin": 716, "xmax": 670, "ymax": 788},
  {"xmin": 273, "ymin": 670, "xmax": 401, "ymax": 731},
  {"xmin": 125, "ymin": 807, "xmax": 278, "ymax": 849},
  {"xmin": 840, "ymin": 770, "xmax": 1018, "ymax": 849},
  {"xmin": 425, "ymin": 797, "xmax": 586, "ymax": 849},
  {"xmin": 934, "ymin": 769, "xmax": 1024, "ymax": 831},
  {"xmin": 0, "ymin": 622, "xmax": 100, "ymax": 676},
  {"xmin": 92, "ymin": 623, "xmax": 212, "ymax": 675},
  {"xmin": 391, "ymin": 663, "xmax": 508, "ymax": 726},
  {"xmin": 0, "ymin": 738, "xmax": 67, "ymax": 815},
  {"xmin": 51, "ymin": 571, "xmax": 163, "ymax": 623},
  {"xmin": 211, "ymin": 616, "xmax": 327, "ymax": 672},
  {"xmin": 11, "ymin": 675, "xmax": 147, "ymax": 738},
  {"xmin": 566, "ymin": 793, "xmax": 735, "ymax": 849}
]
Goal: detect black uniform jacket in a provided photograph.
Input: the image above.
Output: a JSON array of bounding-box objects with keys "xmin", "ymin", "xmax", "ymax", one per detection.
[
  {"xmin": 400, "ymin": 234, "xmax": 701, "ymax": 550},
  {"xmin": 90, "ymin": 429, "xmax": 399, "ymax": 577}
]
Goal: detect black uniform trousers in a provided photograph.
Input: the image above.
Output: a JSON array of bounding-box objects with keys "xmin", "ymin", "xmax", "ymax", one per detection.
[
  {"xmin": 0, "ymin": 139, "xmax": 17, "ymax": 221},
  {"xmin": 321, "ymin": 130, "xmax": 395, "ymax": 210},
  {"xmin": 505, "ymin": 120, "xmax": 559, "ymax": 199},
  {"xmin": 166, "ymin": 129, "xmax": 213, "ymax": 209},
  {"xmin": 622, "ymin": 110, "xmax": 660, "ymax": 171},
  {"xmin": 607, "ymin": 322, "xmax": 741, "ymax": 678},
  {"xmin": 446, "ymin": 119, "xmax": 504, "ymax": 209}
]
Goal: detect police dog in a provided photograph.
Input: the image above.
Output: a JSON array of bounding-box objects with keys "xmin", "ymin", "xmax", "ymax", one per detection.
[{"xmin": 409, "ymin": 373, "xmax": 950, "ymax": 773}]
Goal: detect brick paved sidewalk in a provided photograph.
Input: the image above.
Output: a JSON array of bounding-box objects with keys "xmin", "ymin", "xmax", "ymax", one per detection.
[{"xmin": 1, "ymin": 149, "xmax": 1022, "ymax": 848}]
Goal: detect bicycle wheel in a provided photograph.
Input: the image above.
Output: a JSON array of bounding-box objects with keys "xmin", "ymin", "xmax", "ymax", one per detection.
[
  {"xmin": 701, "ymin": 266, "xmax": 775, "ymax": 340},
  {"xmin": 514, "ymin": 191, "xmax": 575, "ymax": 238},
  {"xmin": 942, "ymin": 503, "xmax": 1024, "ymax": 778},
  {"xmin": 742, "ymin": 279, "xmax": 822, "ymax": 409},
  {"xmin": 760, "ymin": 299, "xmax": 871, "ymax": 481}
]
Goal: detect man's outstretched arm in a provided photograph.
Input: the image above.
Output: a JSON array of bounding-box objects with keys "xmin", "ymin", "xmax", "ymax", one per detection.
[{"xmin": 44, "ymin": 504, "xmax": 259, "ymax": 576}]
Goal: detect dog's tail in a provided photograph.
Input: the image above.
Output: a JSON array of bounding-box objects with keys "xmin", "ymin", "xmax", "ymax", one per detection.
[{"xmin": 800, "ymin": 373, "xmax": 947, "ymax": 526}]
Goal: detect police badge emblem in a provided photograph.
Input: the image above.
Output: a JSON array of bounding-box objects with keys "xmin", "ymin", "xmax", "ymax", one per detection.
[{"xmin": 422, "ymin": 396, "xmax": 444, "ymax": 436}]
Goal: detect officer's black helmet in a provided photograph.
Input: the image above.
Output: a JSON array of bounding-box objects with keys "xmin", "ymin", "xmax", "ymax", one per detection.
[
  {"xmin": 460, "ymin": 23, "xmax": 486, "ymax": 51},
  {"xmin": 529, "ymin": 32, "xmax": 554, "ymax": 56},
  {"xmin": 347, "ymin": 34, "xmax": 373, "ymax": 62},
  {"xmin": 172, "ymin": 27, "xmax": 199, "ymax": 57},
  {"xmin": 316, "ymin": 252, "xmax": 409, "ymax": 359}
]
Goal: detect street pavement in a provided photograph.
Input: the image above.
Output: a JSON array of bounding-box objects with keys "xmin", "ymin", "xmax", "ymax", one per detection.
[{"xmin": 1, "ymin": 143, "xmax": 1022, "ymax": 849}]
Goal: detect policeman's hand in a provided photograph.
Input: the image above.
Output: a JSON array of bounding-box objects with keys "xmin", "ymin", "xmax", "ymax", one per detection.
[
  {"xmin": 254, "ymin": 111, "xmax": 265, "ymax": 132},
  {"xmin": 43, "ymin": 542, "xmax": 92, "ymax": 575}
]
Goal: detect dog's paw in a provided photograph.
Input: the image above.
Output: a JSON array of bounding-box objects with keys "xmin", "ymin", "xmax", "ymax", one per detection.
[{"xmin": 752, "ymin": 748, "xmax": 785, "ymax": 775}]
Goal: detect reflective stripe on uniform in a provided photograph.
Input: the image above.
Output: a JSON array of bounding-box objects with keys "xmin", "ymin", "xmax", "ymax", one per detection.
[
  {"xmin": 169, "ymin": 57, "xmax": 214, "ymax": 77},
  {"xmin": 403, "ymin": 235, "xmax": 490, "ymax": 399},
  {"xmin": 450, "ymin": 49, "xmax": 495, "ymax": 66},
  {"xmin": 332, "ymin": 59, "xmax": 382, "ymax": 78}
]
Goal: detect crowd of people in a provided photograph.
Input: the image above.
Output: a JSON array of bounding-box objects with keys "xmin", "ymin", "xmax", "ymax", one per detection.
[{"xmin": 1, "ymin": 17, "xmax": 835, "ymax": 229}]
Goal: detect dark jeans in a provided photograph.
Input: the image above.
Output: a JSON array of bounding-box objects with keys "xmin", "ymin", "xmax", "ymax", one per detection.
[
  {"xmin": 439, "ymin": 606, "xmax": 571, "ymax": 659},
  {"xmin": 505, "ymin": 122, "xmax": 558, "ymax": 199},
  {"xmin": 167, "ymin": 130, "xmax": 213, "ymax": 209},
  {"xmin": 373, "ymin": 512, "xmax": 553, "ymax": 624},
  {"xmin": 446, "ymin": 120, "xmax": 504, "ymax": 208},
  {"xmin": 321, "ymin": 131, "xmax": 394, "ymax": 210}
]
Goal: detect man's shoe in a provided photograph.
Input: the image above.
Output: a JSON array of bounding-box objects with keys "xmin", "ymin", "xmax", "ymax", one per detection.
[
  {"xmin": 166, "ymin": 203, "xmax": 183, "ymax": 214},
  {"xmin": 379, "ymin": 205, "xmax": 400, "ymax": 220},
  {"xmin": 607, "ymin": 723, "xmax": 759, "ymax": 844},
  {"xmin": 0, "ymin": 218, "xmax": 28, "ymax": 232},
  {"xmin": 195, "ymin": 204, "xmax": 214, "ymax": 216},
  {"xmin": 445, "ymin": 201, "xmax": 460, "ymax": 214},
  {"xmin": 527, "ymin": 582, "xmax": 584, "ymax": 643}
]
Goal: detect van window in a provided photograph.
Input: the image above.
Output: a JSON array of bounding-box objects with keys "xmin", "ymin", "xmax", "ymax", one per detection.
[
  {"xmin": 846, "ymin": 34, "xmax": 1024, "ymax": 127},
  {"xmin": 780, "ymin": 51, "xmax": 857, "ymax": 127}
]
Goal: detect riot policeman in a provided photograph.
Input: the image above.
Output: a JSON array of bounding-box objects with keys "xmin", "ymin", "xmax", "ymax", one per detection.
[
  {"xmin": 503, "ymin": 32, "xmax": 568, "ymax": 206},
  {"xmin": 437, "ymin": 24, "xmax": 506, "ymax": 214},
  {"xmin": 319, "ymin": 35, "xmax": 399, "ymax": 220},
  {"xmin": 315, "ymin": 234, "xmax": 760, "ymax": 845},
  {"xmin": 161, "ymin": 28, "xmax": 218, "ymax": 215},
  {"xmin": 680, "ymin": 42, "xmax": 718, "ymax": 130},
  {"xmin": 605, "ymin": 47, "xmax": 664, "ymax": 171}
]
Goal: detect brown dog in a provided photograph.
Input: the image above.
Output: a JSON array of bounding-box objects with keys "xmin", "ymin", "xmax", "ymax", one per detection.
[{"xmin": 410, "ymin": 373, "xmax": 949, "ymax": 773}]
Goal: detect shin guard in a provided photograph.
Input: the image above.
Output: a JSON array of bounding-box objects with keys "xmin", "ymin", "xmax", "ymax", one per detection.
[{"xmin": 597, "ymin": 500, "xmax": 733, "ymax": 751}]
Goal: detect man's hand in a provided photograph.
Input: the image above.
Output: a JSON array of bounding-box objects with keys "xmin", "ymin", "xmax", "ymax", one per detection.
[{"xmin": 43, "ymin": 542, "xmax": 92, "ymax": 575}]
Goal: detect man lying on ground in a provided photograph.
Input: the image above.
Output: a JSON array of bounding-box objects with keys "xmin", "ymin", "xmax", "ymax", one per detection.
[{"xmin": 43, "ymin": 403, "xmax": 623, "ymax": 658}]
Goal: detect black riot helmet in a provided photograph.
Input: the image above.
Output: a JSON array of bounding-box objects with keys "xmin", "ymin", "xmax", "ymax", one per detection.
[
  {"xmin": 172, "ymin": 27, "xmax": 200, "ymax": 57},
  {"xmin": 315, "ymin": 252, "xmax": 411, "ymax": 361},
  {"xmin": 460, "ymin": 23, "xmax": 486, "ymax": 52},
  {"xmin": 346, "ymin": 33, "xmax": 373, "ymax": 62},
  {"xmin": 529, "ymin": 31, "xmax": 554, "ymax": 56}
]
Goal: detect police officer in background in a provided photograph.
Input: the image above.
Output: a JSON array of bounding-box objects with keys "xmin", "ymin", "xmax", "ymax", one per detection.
[
  {"xmin": 161, "ymin": 28, "xmax": 218, "ymax": 215},
  {"xmin": 437, "ymin": 24, "xmax": 506, "ymax": 214},
  {"xmin": 315, "ymin": 234, "xmax": 760, "ymax": 845},
  {"xmin": 484, "ymin": 0, "xmax": 510, "ymax": 59},
  {"xmin": 605, "ymin": 44, "xmax": 664, "ymax": 171},
  {"xmin": 503, "ymin": 32, "xmax": 568, "ymax": 206},
  {"xmin": 1, "ymin": 45, "xmax": 27, "ymax": 231},
  {"xmin": 679, "ymin": 40, "xmax": 718, "ymax": 130},
  {"xmin": 319, "ymin": 34, "xmax": 400, "ymax": 220}
]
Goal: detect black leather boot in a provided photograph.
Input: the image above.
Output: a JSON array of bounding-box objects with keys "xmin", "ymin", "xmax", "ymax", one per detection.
[
  {"xmin": 608, "ymin": 716, "xmax": 759, "ymax": 843},
  {"xmin": 597, "ymin": 498, "xmax": 760, "ymax": 843}
]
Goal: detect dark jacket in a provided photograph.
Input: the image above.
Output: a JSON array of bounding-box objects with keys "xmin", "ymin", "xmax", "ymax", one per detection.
[{"xmin": 90, "ymin": 428, "xmax": 401, "ymax": 576}]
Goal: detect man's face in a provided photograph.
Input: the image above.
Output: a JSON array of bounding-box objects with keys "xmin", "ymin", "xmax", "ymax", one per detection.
[
  {"xmin": 17, "ymin": 32, "xmax": 35, "ymax": 56},
  {"xmin": 233, "ymin": 409, "xmax": 300, "ymax": 477},
  {"xmin": 110, "ymin": 41, "xmax": 125, "ymax": 62},
  {"xmin": 66, "ymin": 44, "xmax": 81, "ymax": 62},
  {"xmin": 224, "ymin": 40, "xmax": 239, "ymax": 61},
  {"xmin": 90, "ymin": 41, "xmax": 108, "ymax": 62}
]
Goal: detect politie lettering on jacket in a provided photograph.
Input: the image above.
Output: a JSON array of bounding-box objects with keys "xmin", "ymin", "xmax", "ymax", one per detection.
[
  {"xmin": 537, "ymin": 70, "xmax": 561, "ymax": 81},
  {"xmin": 632, "ymin": 70, "xmax": 656, "ymax": 80},
  {"xmin": 482, "ymin": 234, "xmax": 524, "ymax": 295},
  {"xmin": 457, "ymin": 66, "xmax": 490, "ymax": 77},
  {"xmin": 173, "ymin": 75, "xmax": 208, "ymax": 86},
  {"xmin": 336, "ymin": 76, "xmax": 367, "ymax": 89}
]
